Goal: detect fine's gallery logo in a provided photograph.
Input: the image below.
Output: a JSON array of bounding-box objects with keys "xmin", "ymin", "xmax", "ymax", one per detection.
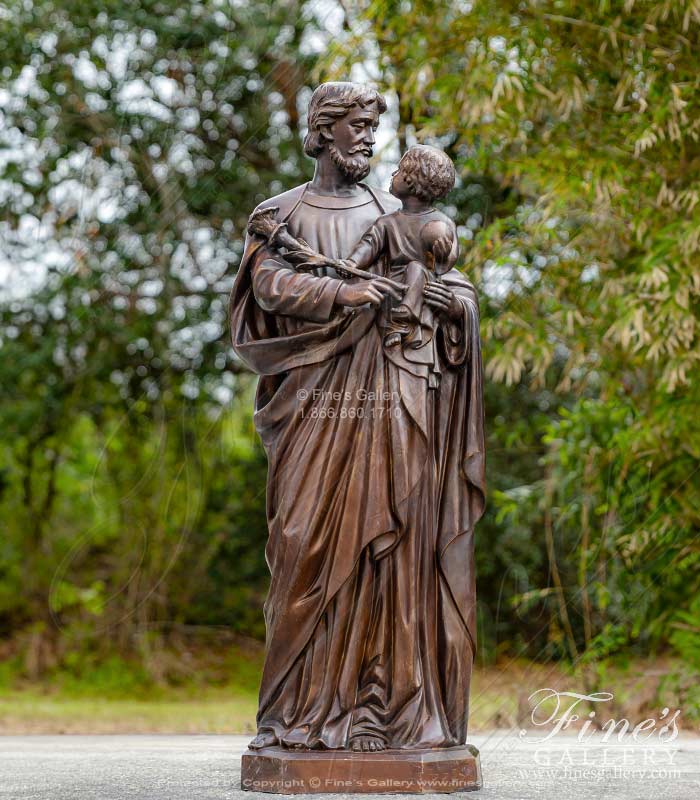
[{"xmin": 520, "ymin": 688, "xmax": 681, "ymax": 744}]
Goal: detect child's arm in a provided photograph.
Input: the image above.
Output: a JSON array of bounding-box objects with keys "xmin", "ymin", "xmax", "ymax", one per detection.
[
  {"xmin": 248, "ymin": 207, "xmax": 406, "ymax": 290},
  {"xmin": 247, "ymin": 206, "xmax": 334, "ymax": 271},
  {"xmin": 344, "ymin": 219, "xmax": 387, "ymax": 271}
]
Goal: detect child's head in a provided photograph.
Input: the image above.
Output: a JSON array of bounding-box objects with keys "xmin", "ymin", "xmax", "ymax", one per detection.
[{"xmin": 390, "ymin": 145, "xmax": 455, "ymax": 203}]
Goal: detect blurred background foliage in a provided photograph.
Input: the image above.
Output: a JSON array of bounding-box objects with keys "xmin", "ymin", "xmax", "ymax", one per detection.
[{"xmin": 1, "ymin": 0, "xmax": 699, "ymax": 717}]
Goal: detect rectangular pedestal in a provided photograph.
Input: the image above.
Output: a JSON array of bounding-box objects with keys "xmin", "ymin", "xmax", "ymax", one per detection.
[{"xmin": 241, "ymin": 745, "xmax": 482, "ymax": 793}]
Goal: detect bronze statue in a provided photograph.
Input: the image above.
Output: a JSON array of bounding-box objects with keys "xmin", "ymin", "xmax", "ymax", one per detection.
[{"xmin": 231, "ymin": 81, "xmax": 486, "ymax": 792}]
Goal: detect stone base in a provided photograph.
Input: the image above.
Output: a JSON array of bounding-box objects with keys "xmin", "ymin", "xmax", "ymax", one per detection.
[{"xmin": 241, "ymin": 745, "xmax": 482, "ymax": 794}]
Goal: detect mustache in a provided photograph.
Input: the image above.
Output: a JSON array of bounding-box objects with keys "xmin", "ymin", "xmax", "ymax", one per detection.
[
  {"xmin": 348, "ymin": 144, "xmax": 373, "ymax": 155},
  {"xmin": 328, "ymin": 144, "xmax": 371, "ymax": 182}
]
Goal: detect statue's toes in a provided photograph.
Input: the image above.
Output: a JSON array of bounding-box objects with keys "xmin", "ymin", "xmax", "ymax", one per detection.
[
  {"xmin": 249, "ymin": 732, "xmax": 278, "ymax": 750},
  {"xmin": 350, "ymin": 735, "xmax": 386, "ymax": 752}
]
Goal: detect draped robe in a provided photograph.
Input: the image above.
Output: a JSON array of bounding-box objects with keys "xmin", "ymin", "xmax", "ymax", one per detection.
[{"xmin": 229, "ymin": 182, "xmax": 486, "ymax": 750}]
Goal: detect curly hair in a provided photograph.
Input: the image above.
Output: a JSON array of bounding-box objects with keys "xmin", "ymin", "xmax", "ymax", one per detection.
[
  {"xmin": 303, "ymin": 82, "xmax": 387, "ymax": 157},
  {"xmin": 399, "ymin": 145, "xmax": 456, "ymax": 202}
]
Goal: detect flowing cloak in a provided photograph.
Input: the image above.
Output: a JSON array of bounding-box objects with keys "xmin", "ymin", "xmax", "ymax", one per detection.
[{"xmin": 229, "ymin": 182, "xmax": 486, "ymax": 747}]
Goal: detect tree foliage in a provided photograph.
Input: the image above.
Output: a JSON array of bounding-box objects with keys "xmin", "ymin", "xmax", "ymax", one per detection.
[
  {"xmin": 1, "ymin": 0, "xmax": 699, "ymax": 684},
  {"xmin": 0, "ymin": 0, "xmax": 317, "ymax": 676},
  {"xmin": 327, "ymin": 0, "xmax": 700, "ymax": 665}
]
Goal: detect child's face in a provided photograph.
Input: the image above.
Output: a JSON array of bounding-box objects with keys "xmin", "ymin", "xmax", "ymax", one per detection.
[{"xmin": 389, "ymin": 162, "xmax": 412, "ymax": 199}]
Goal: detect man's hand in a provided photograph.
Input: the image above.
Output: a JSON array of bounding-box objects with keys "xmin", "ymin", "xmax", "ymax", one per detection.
[
  {"xmin": 423, "ymin": 282, "xmax": 462, "ymax": 322},
  {"xmin": 336, "ymin": 278, "xmax": 403, "ymax": 308}
]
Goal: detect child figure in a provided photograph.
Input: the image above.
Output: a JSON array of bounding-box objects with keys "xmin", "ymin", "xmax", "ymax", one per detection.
[{"xmin": 342, "ymin": 144, "xmax": 458, "ymax": 350}]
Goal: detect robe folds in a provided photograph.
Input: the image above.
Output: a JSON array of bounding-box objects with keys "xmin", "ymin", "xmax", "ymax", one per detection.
[{"xmin": 229, "ymin": 182, "xmax": 486, "ymax": 750}]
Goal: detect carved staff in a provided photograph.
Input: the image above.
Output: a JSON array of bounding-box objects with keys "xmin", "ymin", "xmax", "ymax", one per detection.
[{"xmin": 247, "ymin": 207, "xmax": 407, "ymax": 292}]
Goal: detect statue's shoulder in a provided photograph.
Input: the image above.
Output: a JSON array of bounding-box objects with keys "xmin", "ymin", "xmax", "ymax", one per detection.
[
  {"xmin": 253, "ymin": 183, "xmax": 309, "ymax": 217},
  {"xmin": 434, "ymin": 208, "xmax": 457, "ymax": 229},
  {"xmin": 362, "ymin": 184, "xmax": 401, "ymax": 214}
]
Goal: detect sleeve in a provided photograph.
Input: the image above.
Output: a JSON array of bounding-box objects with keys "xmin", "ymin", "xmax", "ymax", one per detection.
[
  {"xmin": 439, "ymin": 269, "xmax": 479, "ymax": 367},
  {"xmin": 441, "ymin": 301, "xmax": 471, "ymax": 366},
  {"xmin": 346, "ymin": 220, "xmax": 386, "ymax": 269},
  {"xmin": 446, "ymin": 220, "xmax": 459, "ymax": 271},
  {"xmin": 252, "ymin": 251, "xmax": 343, "ymax": 323}
]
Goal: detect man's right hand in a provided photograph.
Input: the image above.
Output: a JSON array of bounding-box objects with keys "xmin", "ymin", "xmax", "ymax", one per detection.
[{"xmin": 335, "ymin": 278, "xmax": 403, "ymax": 308}]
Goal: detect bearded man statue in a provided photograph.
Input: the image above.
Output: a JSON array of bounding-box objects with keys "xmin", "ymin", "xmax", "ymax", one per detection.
[{"xmin": 230, "ymin": 82, "xmax": 485, "ymax": 758}]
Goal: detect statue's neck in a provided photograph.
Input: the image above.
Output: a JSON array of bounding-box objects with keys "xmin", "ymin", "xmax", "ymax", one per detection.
[
  {"xmin": 401, "ymin": 195, "xmax": 432, "ymax": 214},
  {"xmin": 309, "ymin": 156, "xmax": 365, "ymax": 197}
]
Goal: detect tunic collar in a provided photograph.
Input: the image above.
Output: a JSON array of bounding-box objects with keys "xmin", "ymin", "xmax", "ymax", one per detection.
[{"xmin": 302, "ymin": 185, "xmax": 377, "ymax": 209}]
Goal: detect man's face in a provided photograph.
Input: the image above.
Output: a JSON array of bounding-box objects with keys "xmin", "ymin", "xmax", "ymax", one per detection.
[
  {"xmin": 329, "ymin": 103, "xmax": 378, "ymax": 158},
  {"xmin": 324, "ymin": 102, "xmax": 379, "ymax": 182}
]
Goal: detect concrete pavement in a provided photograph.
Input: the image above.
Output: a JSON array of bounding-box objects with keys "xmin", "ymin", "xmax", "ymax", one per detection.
[{"xmin": 1, "ymin": 733, "xmax": 699, "ymax": 799}]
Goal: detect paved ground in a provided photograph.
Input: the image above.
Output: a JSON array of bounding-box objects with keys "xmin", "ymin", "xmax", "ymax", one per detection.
[{"xmin": 1, "ymin": 733, "xmax": 699, "ymax": 799}]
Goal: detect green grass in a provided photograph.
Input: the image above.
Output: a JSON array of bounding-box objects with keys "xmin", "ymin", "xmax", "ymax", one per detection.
[
  {"xmin": 0, "ymin": 688, "xmax": 259, "ymax": 734},
  {"xmin": 1, "ymin": 657, "xmax": 697, "ymax": 734},
  {"xmin": 0, "ymin": 643, "xmax": 264, "ymax": 733}
]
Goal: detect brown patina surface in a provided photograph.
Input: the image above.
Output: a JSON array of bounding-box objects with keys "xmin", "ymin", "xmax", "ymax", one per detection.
[{"xmin": 231, "ymin": 82, "xmax": 485, "ymax": 787}]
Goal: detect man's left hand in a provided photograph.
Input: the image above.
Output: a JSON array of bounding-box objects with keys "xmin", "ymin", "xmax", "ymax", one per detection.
[{"xmin": 423, "ymin": 283, "xmax": 462, "ymax": 322}]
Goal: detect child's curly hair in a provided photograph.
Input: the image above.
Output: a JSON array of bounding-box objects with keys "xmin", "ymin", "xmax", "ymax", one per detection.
[{"xmin": 399, "ymin": 145, "xmax": 455, "ymax": 202}]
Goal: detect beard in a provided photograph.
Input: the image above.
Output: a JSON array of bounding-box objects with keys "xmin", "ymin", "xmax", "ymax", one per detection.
[{"xmin": 328, "ymin": 144, "xmax": 371, "ymax": 182}]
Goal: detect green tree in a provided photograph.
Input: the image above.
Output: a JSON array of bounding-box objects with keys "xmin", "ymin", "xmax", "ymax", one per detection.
[
  {"xmin": 0, "ymin": 0, "xmax": 318, "ymax": 676},
  {"xmin": 327, "ymin": 0, "xmax": 700, "ymax": 664}
]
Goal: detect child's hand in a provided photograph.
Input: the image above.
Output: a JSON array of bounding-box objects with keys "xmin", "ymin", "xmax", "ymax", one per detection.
[
  {"xmin": 333, "ymin": 259, "xmax": 356, "ymax": 279},
  {"xmin": 432, "ymin": 234, "xmax": 453, "ymax": 267},
  {"xmin": 292, "ymin": 251, "xmax": 337, "ymax": 272},
  {"xmin": 421, "ymin": 219, "xmax": 454, "ymax": 272}
]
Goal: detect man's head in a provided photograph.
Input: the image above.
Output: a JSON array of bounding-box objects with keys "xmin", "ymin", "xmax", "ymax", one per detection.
[
  {"xmin": 390, "ymin": 145, "xmax": 456, "ymax": 202},
  {"xmin": 303, "ymin": 82, "xmax": 387, "ymax": 182}
]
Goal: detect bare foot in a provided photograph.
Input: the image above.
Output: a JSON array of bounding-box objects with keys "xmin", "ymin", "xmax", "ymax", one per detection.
[
  {"xmin": 392, "ymin": 304, "xmax": 412, "ymax": 322},
  {"xmin": 350, "ymin": 735, "xmax": 386, "ymax": 752},
  {"xmin": 249, "ymin": 731, "xmax": 279, "ymax": 750}
]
